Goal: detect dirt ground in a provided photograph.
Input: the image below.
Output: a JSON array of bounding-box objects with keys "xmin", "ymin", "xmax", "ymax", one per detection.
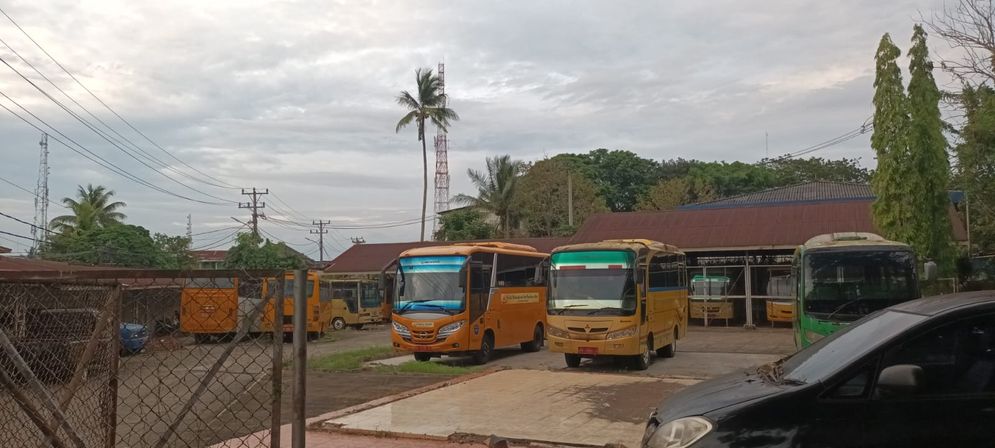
[{"xmin": 279, "ymin": 371, "xmax": 452, "ymax": 423}]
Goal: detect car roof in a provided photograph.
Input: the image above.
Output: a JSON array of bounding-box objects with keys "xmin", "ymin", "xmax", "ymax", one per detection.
[{"xmin": 891, "ymin": 290, "xmax": 995, "ymax": 316}]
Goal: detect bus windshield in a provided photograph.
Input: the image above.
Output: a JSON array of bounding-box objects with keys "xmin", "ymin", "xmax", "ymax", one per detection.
[
  {"xmin": 394, "ymin": 255, "xmax": 467, "ymax": 315},
  {"xmin": 803, "ymin": 249, "xmax": 917, "ymax": 321},
  {"xmin": 360, "ymin": 283, "xmax": 380, "ymax": 308},
  {"xmin": 282, "ymin": 279, "xmax": 315, "ymax": 298},
  {"xmin": 549, "ymin": 250, "xmax": 636, "ymax": 316}
]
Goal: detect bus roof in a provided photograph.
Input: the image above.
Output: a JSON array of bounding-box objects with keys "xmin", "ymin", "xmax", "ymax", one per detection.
[
  {"xmin": 552, "ymin": 239, "xmax": 683, "ymax": 255},
  {"xmin": 399, "ymin": 242, "xmax": 547, "ymax": 258},
  {"xmin": 802, "ymin": 232, "xmax": 910, "ymax": 251}
]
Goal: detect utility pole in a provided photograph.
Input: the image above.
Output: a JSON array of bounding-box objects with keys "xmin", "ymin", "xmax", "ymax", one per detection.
[
  {"xmin": 239, "ymin": 188, "xmax": 268, "ymax": 238},
  {"xmin": 186, "ymin": 214, "xmax": 193, "ymax": 242},
  {"xmin": 310, "ymin": 220, "xmax": 331, "ymax": 263},
  {"xmin": 567, "ymin": 173, "xmax": 574, "ymax": 227}
]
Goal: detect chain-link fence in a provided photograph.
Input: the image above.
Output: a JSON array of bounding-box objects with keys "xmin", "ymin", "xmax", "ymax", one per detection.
[{"xmin": 0, "ymin": 269, "xmax": 294, "ymax": 448}]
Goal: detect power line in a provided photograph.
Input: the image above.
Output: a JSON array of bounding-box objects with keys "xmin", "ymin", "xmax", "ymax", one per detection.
[
  {"xmin": 310, "ymin": 219, "xmax": 330, "ymax": 263},
  {"xmin": 0, "ymin": 36, "xmax": 238, "ymax": 193},
  {"xmin": 0, "ymin": 6, "xmax": 243, "ymax": 190},
  {"xmin": 0, "ymin": 229, "xmax": 33, "ymax": 241},
  {"xmin": 768, "ymin": 116, "xmax": 874, "ymax": 161},
  {"xmin": 238, "ymin": 188, "xmax": 268, "ymax": 237},
  {"xmin": 0, "ymin": 57, "xmax": 237, "ymax": 205},
  {"xmin": 0, "ymin": 173, "xmax": 63, "ymax": 208},
  {"xmin": 0, "ymin": 91, "xmax": 231, "ymax": 205},
  {"xmin": 191, "ymin": 225, "xmax": 242, "ymax": 237},
  {"xmin": 0, "ymin": 211, "xmax": 52, "ymax": 233}
]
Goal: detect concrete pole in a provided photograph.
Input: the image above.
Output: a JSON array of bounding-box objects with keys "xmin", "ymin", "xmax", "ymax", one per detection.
[
  {"xmin": 744, "ymin": 254, "xmax": 755, "ymax": 329},
  {"xmin": 292, "ymin": 270, "xmax": 307, "ymax": 448},
  {"xmin": 271, "ymin": 278, "xmax": 285, "ymax": 448}
]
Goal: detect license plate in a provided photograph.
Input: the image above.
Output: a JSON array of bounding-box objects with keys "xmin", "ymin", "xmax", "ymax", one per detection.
[
  {"xmin": 282, "ymin": 324, "xmax": 294, "ymax": 332},
  {"xmin": 578, "ymin": 347, "xmax": 598, "ymax": 355}
]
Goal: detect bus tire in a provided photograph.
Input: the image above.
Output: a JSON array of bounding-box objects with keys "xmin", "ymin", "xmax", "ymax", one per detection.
[
  {"xmin": 472, "ymin": 332, "xmax": 494, "ymax": 365},
  {"xmin": 414, "ymin": 352, "xmax": 432, "ymax": 362},
  {"xmin": 564, "ymin": 353, "xmax": 581, "ymax": 368},
  {"xmin": 521, "ymin": 324, "xmax": 544, "ymax": 353},
  {"xmin": 657, "ymin": 328, "xmax": 678, "ymax": 358},
  {"xmin": 331, "ymin": 318, "xmax": 346, "ymax": 331},
  {"xmin": 631, "ymin": 338, "xmax": 651, "ymax": 371}
]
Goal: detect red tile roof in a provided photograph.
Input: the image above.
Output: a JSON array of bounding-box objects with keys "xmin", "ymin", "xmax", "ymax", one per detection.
[
  {"xmin": 191, "ymin": 250, "xmax": 227, "ymax": 261},
  {"xmin": 324, "ymin": 238, "xmax": 571, "ymax": 274},
  {"xmin": 570, "ymin": 200, "xmax": 967, "ymax": 250},
  {"xmin": 0, "ymin": 256, "xmax": 103, "ymax": 272},
  {"xmin": 0, "ymin": 246, "xmax": 10, "ymax": 254}
]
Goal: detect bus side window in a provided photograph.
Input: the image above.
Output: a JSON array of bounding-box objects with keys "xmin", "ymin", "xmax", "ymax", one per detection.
[
  {"xmin": 649, "ymin": 254, "xmax": 681, "ymax": 291},
  {"xmin": 495, "ymin": 254, "xmax": 541, "ymax": 287},
  {"xmin": 319, "ymin": 283, "xmax": 332, "ymax": 302}
]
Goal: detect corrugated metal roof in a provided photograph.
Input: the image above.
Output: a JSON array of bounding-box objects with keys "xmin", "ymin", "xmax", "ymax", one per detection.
[
  {"xmin": 570, "ymin": 201, "xmax": 967, "ymax": 250},
  {"xmin": 324, "ymin": 237, "xmax": 571, "ymax": 274},
  {"xmin": 0, "ymin": 256, "xmax": 104, "ymax": 272},
  {"xmin": 682, "ymin": 182, "xmax": 966, "ymax": 209},
  {"xmin": 682, "ymin": 182, "xmax": 874, "ymax": 209}
]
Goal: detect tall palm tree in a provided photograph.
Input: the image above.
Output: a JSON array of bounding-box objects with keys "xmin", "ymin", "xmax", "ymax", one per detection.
[
  {"xmin": 455, "ymin": 155, "xmax": 525, "ymax": 238},
  {"xmin": 50, "ymin": 184, "xmax": 127, "ymax": 234},
  {"xmin": 395, "ymin": 67, "xmax": 459, "ymax": 241}
]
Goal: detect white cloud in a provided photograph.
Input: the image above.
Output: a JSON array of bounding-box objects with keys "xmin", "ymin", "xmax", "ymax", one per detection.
[{"xmin": 0, "ymin": 0, "xmax": 954, "ymax": 258}]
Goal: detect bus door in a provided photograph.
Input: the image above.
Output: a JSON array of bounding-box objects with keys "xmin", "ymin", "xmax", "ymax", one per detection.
[
  {"xmin": 467, "ymin": 253, "xmax": 494, "ymax": 349},
  {"xmin": 359, "ymin": 282, "xmax": 382, "ymax": 323}
]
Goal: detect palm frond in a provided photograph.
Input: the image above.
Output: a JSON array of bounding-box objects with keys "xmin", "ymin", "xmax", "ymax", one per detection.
[
  {"xmin": 395, "ymin": 110, "xmax": 419, "ymax": 133},
  {"xmin": 395, "ymin": 90, "xmax": 420, "ymax": 110}
]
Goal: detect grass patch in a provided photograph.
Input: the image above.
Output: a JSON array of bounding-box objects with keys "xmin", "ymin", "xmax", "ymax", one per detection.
[
  {"xmin": 376, "ymin": 360, "xmax": 479, "ymax": 376},
  {"xmin": 308, "ymin": 346, "xmax": 396, "ymax": 372}
]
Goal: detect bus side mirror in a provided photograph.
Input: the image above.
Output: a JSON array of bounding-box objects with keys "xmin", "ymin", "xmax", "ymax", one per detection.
[{"xmin": 923, "ymin": 261, "xmax": 938, "ymax": 282}]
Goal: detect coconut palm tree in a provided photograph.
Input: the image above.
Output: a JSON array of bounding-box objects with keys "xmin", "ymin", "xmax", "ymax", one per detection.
[
  {"xmin": 454, "ymin": 155, "xmax": 525, "ymax": 238},
  {"xmin": 50, "ymin": 184, "xmax": 127, "ymax": 234},
  {"xmin": 395, "ymin": 67, "xmax": 459, "ymax": 241}
]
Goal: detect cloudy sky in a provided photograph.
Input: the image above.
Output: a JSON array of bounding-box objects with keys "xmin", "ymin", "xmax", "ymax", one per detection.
[{"xmin": 0, "ymin": 0, "xmax": 956, "ymax": 259}]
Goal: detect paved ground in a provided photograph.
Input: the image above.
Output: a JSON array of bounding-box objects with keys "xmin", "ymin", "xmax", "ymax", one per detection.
[{"xmin": 323, "ymin": 370, "xmax": 698, "ymax": 448}]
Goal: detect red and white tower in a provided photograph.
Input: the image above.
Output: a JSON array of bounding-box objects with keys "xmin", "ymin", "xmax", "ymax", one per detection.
[{"xmin": 432, "ymin": 62, "xmax": 450, "ymax": 238}]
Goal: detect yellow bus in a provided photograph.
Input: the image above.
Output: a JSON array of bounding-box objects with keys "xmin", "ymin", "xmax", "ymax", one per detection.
[
  {"xmin": 180, "ymin": 277, "xmax": 264, "ymax": 343},
  {"xmin": 321, "ymin": 277, "xmax": 385, "ymax": 330},
  {"xmin": 390, "ymin": 242, "xmax": 548, "ymax": 364},
  {"xmin": 546, "ymin": 239, "xmax": 688, "ymax": 370},
  {"xmin": 261, "ymin": 271, "xmax": 330, "ymax": 339}
]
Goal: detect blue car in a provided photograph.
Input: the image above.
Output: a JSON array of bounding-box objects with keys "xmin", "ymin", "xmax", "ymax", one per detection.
[{"xmin": 120, "ymin": 322, "xmax": 149, "ymax": 355}]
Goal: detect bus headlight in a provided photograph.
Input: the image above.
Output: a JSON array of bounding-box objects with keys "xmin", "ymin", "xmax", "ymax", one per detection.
[
  {"xmin": 643, "ymin": 416, "xmax": 713, "ymax": 448},
  {"xmin": 606, "ymin": 326, "xmax": 637, "ymax": 340},
  {"xmin": 437, "ymin": 320, "xmax": 465, "ymax": 338},
  {"xmin": 547, "ymin": 325, "xmax": 568, "ymax": 338},
  {"xmin": 392, "ymin": 321, "xmax": 410, "ymax": 337}
]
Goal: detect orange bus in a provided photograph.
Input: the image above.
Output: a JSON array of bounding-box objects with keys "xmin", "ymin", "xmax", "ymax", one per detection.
[
  {"xmin": 261, "ymin": 271, "xmax": 330, "ymax": 339},
  {"xmin": 180, "ymin": 277, "xmax": 247, "ymax": 343},
  {"xmin": 390, "ymin": 242, "xmax": 548, "ymax": 364}
]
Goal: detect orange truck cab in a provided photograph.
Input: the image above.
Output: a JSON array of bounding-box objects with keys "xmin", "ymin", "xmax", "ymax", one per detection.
[{"xmin": 390, "ymin": 242, "xmax": 549, "ymax": 364}]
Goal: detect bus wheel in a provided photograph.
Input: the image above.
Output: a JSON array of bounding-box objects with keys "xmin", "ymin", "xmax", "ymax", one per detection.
[
  {"xmin": 657, "ymin": 328, "xmax": 678, "ymax": 358},
  {"xmin": 472, "ymin": 332, "xmax": 494, "ymax": 365},
  {"xmin": 331, "ymin": 318, "xmax": 346, "ymax": 331},
  {"xmin": 564, "ymin": 353, "xmax": 581, "ymax": 368},
  {"xmin": 521, "ymin": 324, "xmax": 544, "ymax": 353},
  {"xmin": 414, "ymin": 352, "xmax": 432, "ymax": 362},
  {"xmin": 631, "ymin": 338, "xmax": 651, "ymax": 371}
]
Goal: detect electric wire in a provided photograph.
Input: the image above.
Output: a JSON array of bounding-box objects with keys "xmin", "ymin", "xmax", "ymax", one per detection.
[
  {"xmin": 0, "ymin": 6, "xmax": 243, "ymax": 190},
  {"xmin": 0, "ymin": 91, "xmax": 229, "ymax": 205},
  {"xmin": 0, "ymin": 57, "xmax": 236, "ymax": 205},
  {"xmin": 0, "ymin": 210, "xmax": 52, "ymax": 233}
]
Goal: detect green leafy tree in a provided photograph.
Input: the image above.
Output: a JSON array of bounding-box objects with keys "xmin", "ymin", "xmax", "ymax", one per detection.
[
  {"xmin": 763, "ymin": 157, "xmax": 871, "ymax": 184},
  {"xmin": 514, "ymin": 158, "xmax": 607, "ymax": 237},
  {"xmin": 687, "ymin": 161, "xmax": 778, "ymax": 198},
  {"xmin": 579, "ymin": 149, "xmax": 660, "ymax": 212},
  {"xmin": 394, "ymin": 68, "xmax": 460, "ymax": 242},
  {"xmin": 870, "ymin": 33, "xmax": 912, "ymax": 245},
  {"xmin": 638, "ymin": 177, "xmax": 716, "ymax": 211},
  {"xmin": 153, "ymin": 234, "xmax": 197, "ymax": 269},
  {"xmin": 454, "ymin": 155, "xmax": 525, "ymax": 238},
  {"xmin": 954, "ymin": 85, "xmax": 995, "ymax": 254},
  {"xmin": 906, "ymin": 25, "xmax": 954, "ymax": 267},
  {"xmin": 224, "ymin": 233, "xmax": 308, "ymax": 270},
  {"xmin": 434, "ymin": 208, "xmax": 495, "ymax": 241},
  {"xmin": 49, "ymin": 184, "xmax": 126, "ymax": 234},
  {"xmin": 42, "ymin": 224, "xmax": 157, "ymax": 267}
]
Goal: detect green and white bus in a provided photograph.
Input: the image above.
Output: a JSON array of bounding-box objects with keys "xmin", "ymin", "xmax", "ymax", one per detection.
[{"xmin": 793, "ymin": 232, "xmax": 934, "ymax": 348}]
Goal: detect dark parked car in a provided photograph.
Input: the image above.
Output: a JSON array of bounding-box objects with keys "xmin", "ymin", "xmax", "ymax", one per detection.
[{"xmin": 642, "ymin": 291, "xmax": 995, "ymax": 448}]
